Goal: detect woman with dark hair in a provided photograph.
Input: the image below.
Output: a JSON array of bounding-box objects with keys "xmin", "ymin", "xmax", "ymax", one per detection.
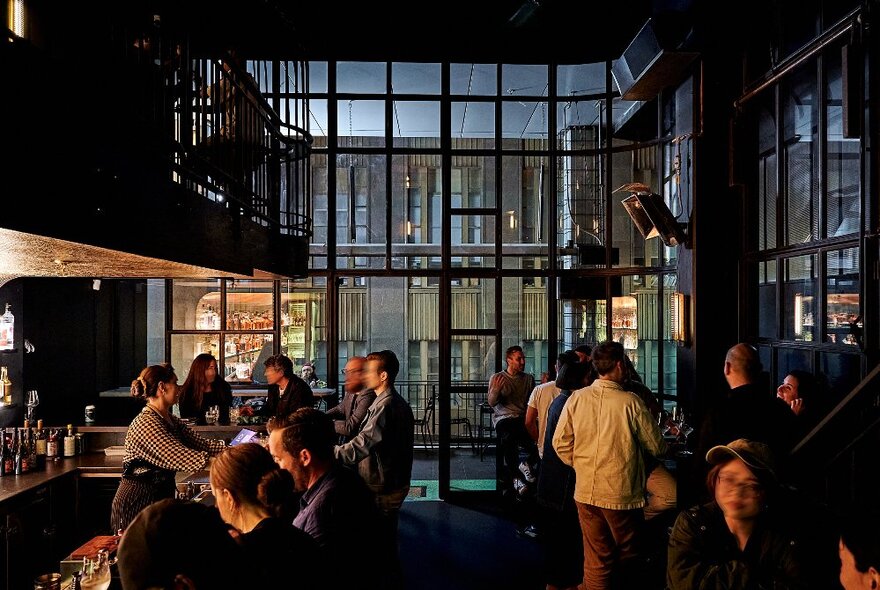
[
  {"xmin": 211, "ymin": 443, "xmax": 320, "ymax": 583},
  {"xmin": 110, "ymin": 364, "xmax": 225, "ymax": 532},
  {"xmin": 777, "ymin": 369, "xmax": 826, "ymax": 437},
  {"xmin": 667, "ymin": 439, "xmax": 810, "ymax": 589},
  {"xmin": 179, "ymin": 353, "xmax": 233, "ymax": 425}
]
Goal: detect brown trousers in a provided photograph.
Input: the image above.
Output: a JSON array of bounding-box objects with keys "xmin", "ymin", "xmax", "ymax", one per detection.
[{"xmin": 575, "ymin": 502, "xmax": 643, "ymax": 590}]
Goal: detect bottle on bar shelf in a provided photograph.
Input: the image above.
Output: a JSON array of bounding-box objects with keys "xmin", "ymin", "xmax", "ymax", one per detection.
[
  {"xmin": 63, "ymin": 424, "xmax": 76, "ymax": 457},
  {"xmin": 47, "ymin": 428, "xmax": 59, "ymax": 459},
  {"xmin": 14, "ymin": 429, "xmax": 23, "ymax": 474},
  {"xmin": 0, "ymin": 366, "xmax": 11, "ymax": 405},
  {"xmin": 35, "ymin": 419, "xmax": 47, "ymax": 469},
  {"xmin": 0, "ymin": 429, "xmax": 11, "ymax": 476}
]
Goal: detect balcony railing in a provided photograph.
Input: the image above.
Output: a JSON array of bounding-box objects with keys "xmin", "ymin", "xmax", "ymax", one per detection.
[
  {"xmin": 121, "ymin": 32, "xmax": 313, "ymax": 237},
  {"xmin": 396, "ymin": 380, "xmax": 490, "ymax": 449}
]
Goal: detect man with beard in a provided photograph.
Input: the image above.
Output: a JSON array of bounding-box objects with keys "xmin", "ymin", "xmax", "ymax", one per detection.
[{"xmin": 268, "ymin": 408, "xmax": 380, "ymax": 588}]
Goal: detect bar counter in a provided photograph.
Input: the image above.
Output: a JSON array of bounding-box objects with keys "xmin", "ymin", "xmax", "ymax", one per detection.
[
  {"xmin": 0, "ymin": 453, "xmax": 123, "ymax": 505},
  {"xmin": 0, "ymin": 425, "xmax": 257, "ymax": 506}
]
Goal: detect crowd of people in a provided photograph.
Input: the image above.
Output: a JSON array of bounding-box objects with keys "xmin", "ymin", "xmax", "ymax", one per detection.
[{"xmin": 109, "ymin": 342, "xmax": 874, "ymax": 589}]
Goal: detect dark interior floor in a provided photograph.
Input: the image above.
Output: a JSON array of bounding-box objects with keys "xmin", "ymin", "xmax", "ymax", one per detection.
[{"xmin": 401, "ymin": 447, "xmax": 672, "ymax": 590}]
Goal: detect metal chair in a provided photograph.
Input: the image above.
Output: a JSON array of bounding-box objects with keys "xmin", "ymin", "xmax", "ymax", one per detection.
[
  {"xmin": 450, "ymin": 395, "xmax": 476, "ymax": 452},
  {"xmin": 413, "ymin": 391, "xmax": 436, "ymax": 448}
]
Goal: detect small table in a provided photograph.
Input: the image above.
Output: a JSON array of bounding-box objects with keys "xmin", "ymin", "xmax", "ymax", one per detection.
[{"xmin": 312, "ymin": 388, "xmax": 337, "ymax": 411}]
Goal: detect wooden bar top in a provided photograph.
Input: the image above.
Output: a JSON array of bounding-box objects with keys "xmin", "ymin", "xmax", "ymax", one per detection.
[{"xmin": 0, "ymin": 454, "xmax": 123, "ymax": 505}]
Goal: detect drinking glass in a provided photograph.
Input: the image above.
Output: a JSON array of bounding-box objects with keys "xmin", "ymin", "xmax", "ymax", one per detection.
[
  {"xmin": 80, "ymin": 551, "xmax": 111, "ymax": 590},
  {"xmin": 26, "ymin": 389, "xmax": 39, "ymax": 422},
  {"xmin": 204, "ymin": 405, "xmax": 219, "ymax": 425}
]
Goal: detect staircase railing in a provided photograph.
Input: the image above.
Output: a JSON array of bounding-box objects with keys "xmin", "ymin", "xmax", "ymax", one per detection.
[
  {"xmin": 170, "ymin": 54, "xmax": 313, "ymax": 236},
  {"xmin": 789, "ymin": 363, "xmax": 880, "ymax": 510}
]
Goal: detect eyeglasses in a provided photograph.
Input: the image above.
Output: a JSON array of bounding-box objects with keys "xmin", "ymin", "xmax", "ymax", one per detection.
[
  {"xmin": 341, "ymin": 368, "xmax": 362, "ymax": 375},
  {"xmin": 717, "ymin": 476, "xmax": 763, "ymax": 497}
]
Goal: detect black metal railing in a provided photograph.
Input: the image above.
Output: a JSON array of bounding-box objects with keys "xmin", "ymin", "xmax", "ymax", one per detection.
[
  {"xmin": 396, "ymin": 380, "xmax": 490, "ymax": 449},
  {"xmin": 171, "ymin": 55, "xmax": 313, "ymax": 236},
  {"xmin": 789, "ymin": 363, "xmax": 880, "ymax": 510},
  {"xmin": 118, "ymin": 30, "xmax": 313, "ymax": 237}
]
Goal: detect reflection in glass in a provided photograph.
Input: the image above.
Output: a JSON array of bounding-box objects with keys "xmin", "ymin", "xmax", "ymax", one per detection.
[
  {"xmin": 225, "ymin": 334, "xmax": 274, "ymax": 383},
  {"xmin": 826, "ymin": 248, "xmax": 860, "ymax": 346},
  {"xmin": 226, "ymin": 280, "xmax": 274, "ymax": 330},
  {"xmin": 783, "ymin": 66, "xmax": 818, "ymax": 245},
  {"xmin": 757, "ymin": 260, "xmax": 777, "ymax": 339},
  {"xmin": 784, "ymin": 254, "xmax": 817, "ymax": 341},
  {"xmin": 282, "ymin": 279, "xmax": 327, "ymax": 378},
  {"xmin": 172, "ymin": 279, "xmax": 221, "ymax": 330},
  {"xmin": 825, "ymin": 52, "xmax": 861, "ymax": 238}
]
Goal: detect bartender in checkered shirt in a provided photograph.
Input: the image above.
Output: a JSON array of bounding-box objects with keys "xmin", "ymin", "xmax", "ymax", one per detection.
[{"xmin": 111, "ymin": 363, "xmax": 226, "ymax": 531}]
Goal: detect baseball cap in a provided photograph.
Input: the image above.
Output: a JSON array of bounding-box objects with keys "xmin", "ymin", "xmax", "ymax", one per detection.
[{"xmin": 706, "ymin": 438, "xmax": 776, "ymax": 477}]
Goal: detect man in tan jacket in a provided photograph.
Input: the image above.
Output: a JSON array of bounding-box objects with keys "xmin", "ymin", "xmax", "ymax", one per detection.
[{"xmin": 552, "ymin": 340, "xmax": 667, "ymax": 590}]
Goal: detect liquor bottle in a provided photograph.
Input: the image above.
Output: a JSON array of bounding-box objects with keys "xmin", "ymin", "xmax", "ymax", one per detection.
[
  {"xmin": 0, "ymin": 303, "xmax": 13, "ymax": 350},
  {"xmin": 13, "ymin": 429, "xmax": 23, "ymax": 475},
  {"xmin": 35, "ymin": 419, "xmax": 47, "ymax": 470},
  {"xmin": 0, "ymin": 429, "xmax": 10, "ymax": 476},
  {"xmin": 20, "ymin": 428, "xmax": 31, "ymax": 473},
  {"xmin": 0, "ymin": 366, "xmax": 11, "ymax": 405},
  {"xmin": 63, "ymin": 424, "xmax": 76, "ymax": 457},
  {"xmin": 46, "ymin": 428, "xmax": 58, "ymax": 458}
]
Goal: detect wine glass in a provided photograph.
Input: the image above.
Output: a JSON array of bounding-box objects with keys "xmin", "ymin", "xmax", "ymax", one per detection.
[
  {"xmin": 675, "ymin": 411, "xmax": 694, "ymax": 455},
  {"xmin": 81, "ymin": 551, "xmax": 111, "ymax": 590},
  {"xmin": 26, "ymin": 390, "xmax": 39, "ymax": 422}
]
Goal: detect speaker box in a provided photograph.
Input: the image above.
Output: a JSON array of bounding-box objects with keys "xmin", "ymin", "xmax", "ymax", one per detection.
[{"xmin": 611, "ymin": 18, "xmax": 699, "ymax": 101}]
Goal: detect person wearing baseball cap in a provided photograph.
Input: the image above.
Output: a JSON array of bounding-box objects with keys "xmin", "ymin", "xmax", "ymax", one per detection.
[
  {"xmin": 667, "ymin": 439, "xmax": 811, "ymax": 589},
  {"xmin": 117, "ymin": 498, "xmax": 255, "ymax": 589}
]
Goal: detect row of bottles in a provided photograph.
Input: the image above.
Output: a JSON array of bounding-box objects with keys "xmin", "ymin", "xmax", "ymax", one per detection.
[
  {"xmin": 228, "ymin": 310, "xmax": 272, "ymax": 330},
  {"xmin": 0, "ymin": 421, "xmax": 80, "ymax": 476},
  {"xmin": 196, "ymin": 304, "xmax": 221, "ymax": 330},
  {"xmin": 197, "ymin": 303, "xmax": 274, "ymax": 331}
]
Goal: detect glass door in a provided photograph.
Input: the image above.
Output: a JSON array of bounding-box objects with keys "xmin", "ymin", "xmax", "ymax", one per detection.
[{"xmin": 442, "ymin": 276, "xmax": 499, "ymax": 497}]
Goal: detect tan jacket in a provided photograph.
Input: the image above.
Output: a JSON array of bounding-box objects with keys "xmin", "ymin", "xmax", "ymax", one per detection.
[{"xmin": 552, "ymin": 378, "xmax": 666, "ymax": 510}]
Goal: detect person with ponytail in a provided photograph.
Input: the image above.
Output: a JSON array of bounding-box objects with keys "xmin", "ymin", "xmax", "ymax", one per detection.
[
  {"xmin": 210, "ymin": 443, "xmax": 321, "ymax": 583},
  {"xmin": 111, "ymin": 364, "xmax": 226, "ymax": 532}
]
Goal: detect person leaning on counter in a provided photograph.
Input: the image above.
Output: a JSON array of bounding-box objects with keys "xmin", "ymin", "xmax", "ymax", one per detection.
[
  {"xmin": 178, "ymin": 353, "xmax": 233, "ymax": 425},
  {"xmin": 110, "ymin": 363, "xmax": 226, "ymax": 532}
]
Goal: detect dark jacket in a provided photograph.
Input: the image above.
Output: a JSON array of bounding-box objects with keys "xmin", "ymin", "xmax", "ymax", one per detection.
[
  {"xmin": 697, "ymin": 383, "xmax": 796, "ymax": 468},
  {"xmin": 239, "ymin": 517, "xmax": 322, "ymax": 586},
  {"xmin": 262, "ymin": 375, "xmax": 314, "ymax": 419},
  {"xmin": 667, "ymin": 502, "xmax": 809, "ymax": 590},
  {"xmin": 334, "ymin": 387, "xmax": 415, "ymax": 496},
  {"xmin": 537, "ymin": 389, "xmax": 575, "ymax": 512},
  {"xmin": 326, "ymin": 388, "xmax": 377, "ymax": 441}
]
